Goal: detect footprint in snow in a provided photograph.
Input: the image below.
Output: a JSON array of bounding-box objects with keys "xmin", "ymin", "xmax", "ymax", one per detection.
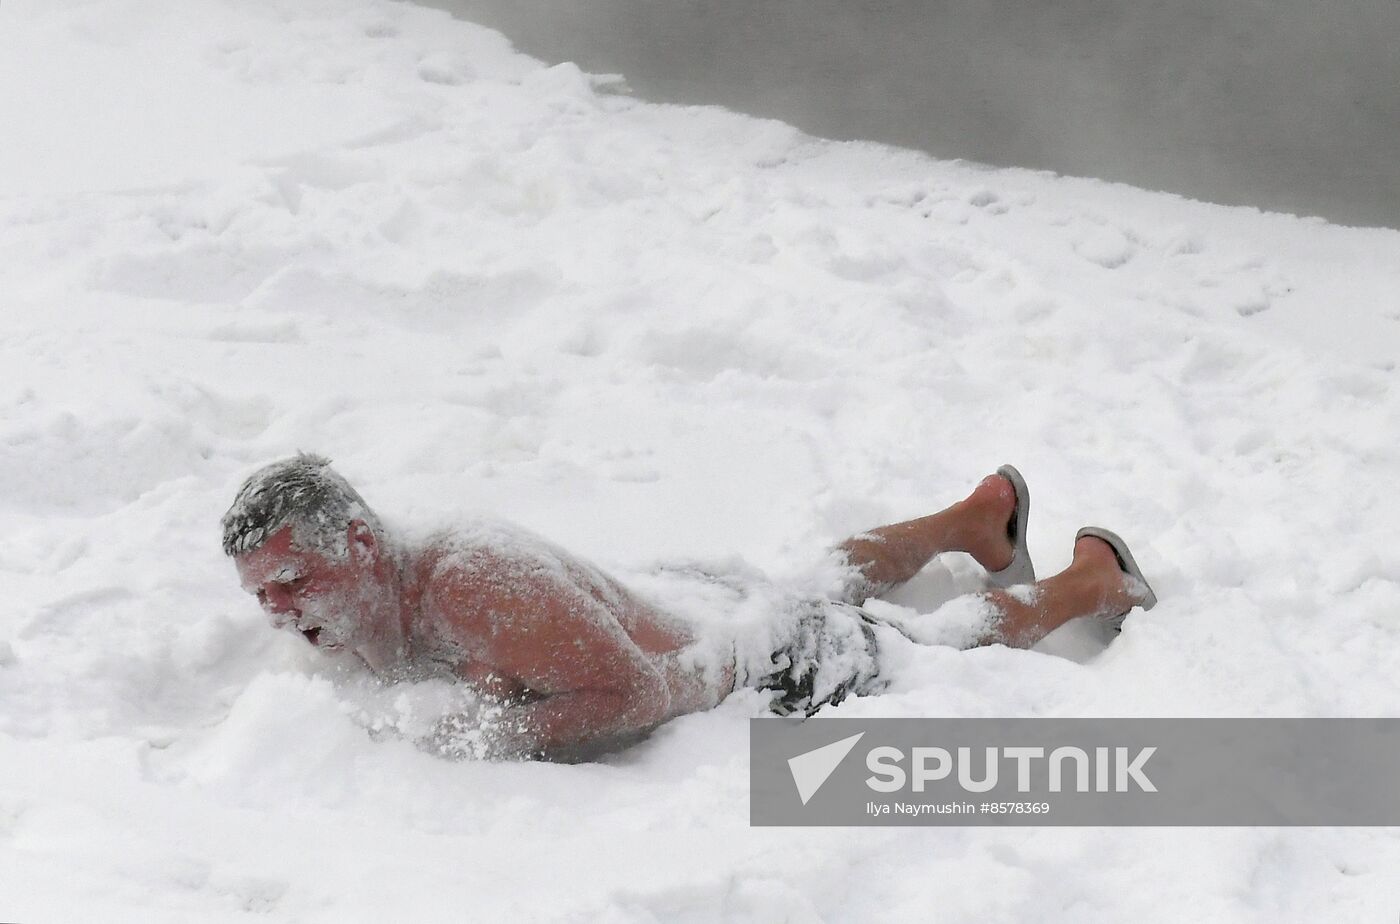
[
  {"xmin": 418, "ymin": 53, "xmax": 474, "ymax": 86},
  {"xmin": 968, "ymin": 189, "xmax": 1008, "ymax": 214},
  {"xmin": 1073, "ymin": 225, "xmax": 1135, "ymax": 269}
]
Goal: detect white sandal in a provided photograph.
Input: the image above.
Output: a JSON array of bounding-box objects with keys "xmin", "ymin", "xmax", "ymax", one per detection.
[
  {"xmin": 986, "ymin": 464, "xmax": 1036, "ymax": 589},
  {"xmin": 1075, "ymin": 526, "xmax": 1158, "ymax": 631}
]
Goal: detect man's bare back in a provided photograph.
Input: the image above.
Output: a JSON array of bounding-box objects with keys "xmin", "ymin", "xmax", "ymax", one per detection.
[{"xmin": 224, "ymin": 454, "xmax": 1155, "ymax": 760}]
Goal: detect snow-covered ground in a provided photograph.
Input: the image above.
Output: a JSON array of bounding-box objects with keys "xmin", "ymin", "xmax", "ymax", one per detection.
[{"xmin": 3, "ymin": 1, "xmax": 1399, "ymax": 920}]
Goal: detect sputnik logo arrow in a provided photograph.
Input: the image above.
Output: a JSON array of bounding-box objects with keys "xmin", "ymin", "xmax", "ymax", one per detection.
[{"xmin": 788, "ymin": 732, "xmax": 865, "ymax": 805}]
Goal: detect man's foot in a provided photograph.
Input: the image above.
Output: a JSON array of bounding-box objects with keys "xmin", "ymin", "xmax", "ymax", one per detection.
[
  {"xmin": 976, "ymin": 531, "xmax": 1157, "ymax": 649},
  {"xmin": 963, "ymin": 466, "xmax": 1034, "ymax": 586},
  {"xmin": 1069, "ymin": 530, "xmax": 1158, "ymax": 629},
  {"xmin": 835, "ymin": 465, "xmax": 1037, "ymax": 601},
  {"xmin": 960, "ymin": 473, "xmax": 1016, "ymax": 571}
]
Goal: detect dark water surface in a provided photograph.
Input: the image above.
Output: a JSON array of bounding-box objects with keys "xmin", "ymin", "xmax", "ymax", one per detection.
[{"xmin": 417, "ymin": 0, "xmax": 1400, "ymax": 229}]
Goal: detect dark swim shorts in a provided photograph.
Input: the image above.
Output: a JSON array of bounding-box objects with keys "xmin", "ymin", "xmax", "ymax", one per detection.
[{"xmin": 753, "ymin": 600, "xmax": 899, "ymax": 717}]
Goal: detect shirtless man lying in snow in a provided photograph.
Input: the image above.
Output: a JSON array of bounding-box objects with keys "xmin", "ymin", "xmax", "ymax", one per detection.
[{"xmin": 223, "ymin": 454, "xmax": 1156, "ymax": 761}]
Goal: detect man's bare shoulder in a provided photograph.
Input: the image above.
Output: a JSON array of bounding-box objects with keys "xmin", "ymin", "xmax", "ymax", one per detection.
[
  {"xmin": 413, "ymin": 519, "xmax": 593, "ymax": 620},
  {"xmin": 408, "ymin": 516, "xmax": 688, "ymax": 656},
  {"xmin": 418, "ymin": 518, "xmax": 566, "ymax": 575}
]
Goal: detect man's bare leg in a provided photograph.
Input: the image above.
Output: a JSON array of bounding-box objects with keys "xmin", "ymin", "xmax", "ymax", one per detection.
[
  {"xmin": 980, "ymin": 536, "xmax": 1148, "ymax": 647},
  {"xmin": 838, "ymin": 473, "xmax": 1018, "ymax": 600},
  {"xmin": 837, "ymin": 473, "xmax": 1151, "ymax": 646}
]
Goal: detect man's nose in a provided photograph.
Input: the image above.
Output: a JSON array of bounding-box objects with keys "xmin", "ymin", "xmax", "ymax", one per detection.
[{"xmin": 260, "ymin": 586, "xmax": 299, "ymax": 616}]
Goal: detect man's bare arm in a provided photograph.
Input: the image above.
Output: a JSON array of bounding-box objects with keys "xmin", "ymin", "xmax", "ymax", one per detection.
[
  {"xmin": 425, "ymin": 556, "xmax": 674, "ymax": 758},
  {"xmin": 491, "ymin": 682, "xmax": 668, "ymax": 761}
]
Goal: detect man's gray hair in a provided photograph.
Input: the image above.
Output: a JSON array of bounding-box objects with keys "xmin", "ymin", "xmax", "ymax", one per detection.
[{"xmin": 221, "ymin": 453, "xmax": 382, "ymax": 558}]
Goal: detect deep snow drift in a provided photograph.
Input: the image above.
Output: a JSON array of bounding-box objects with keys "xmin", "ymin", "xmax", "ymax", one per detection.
[{"xmin": 2, "ymin": 1, "xmax": 1399, "ymax": 921}]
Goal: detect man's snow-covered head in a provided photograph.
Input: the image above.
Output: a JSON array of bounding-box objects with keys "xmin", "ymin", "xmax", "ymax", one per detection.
[{"xmin": 221, "ymin": 453, "xmax": 382, "ymax": 559}]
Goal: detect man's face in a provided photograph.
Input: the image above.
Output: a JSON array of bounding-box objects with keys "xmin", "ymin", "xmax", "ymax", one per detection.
[{"xmin": 233, "ymin": 524, "xmax": 382, "ymax": 652}]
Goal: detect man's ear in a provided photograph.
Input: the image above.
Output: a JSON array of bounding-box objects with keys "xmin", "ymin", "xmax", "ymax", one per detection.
[{"xmin": 348, "ymin": 520, "xmax": 378, "ymax": 565}]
